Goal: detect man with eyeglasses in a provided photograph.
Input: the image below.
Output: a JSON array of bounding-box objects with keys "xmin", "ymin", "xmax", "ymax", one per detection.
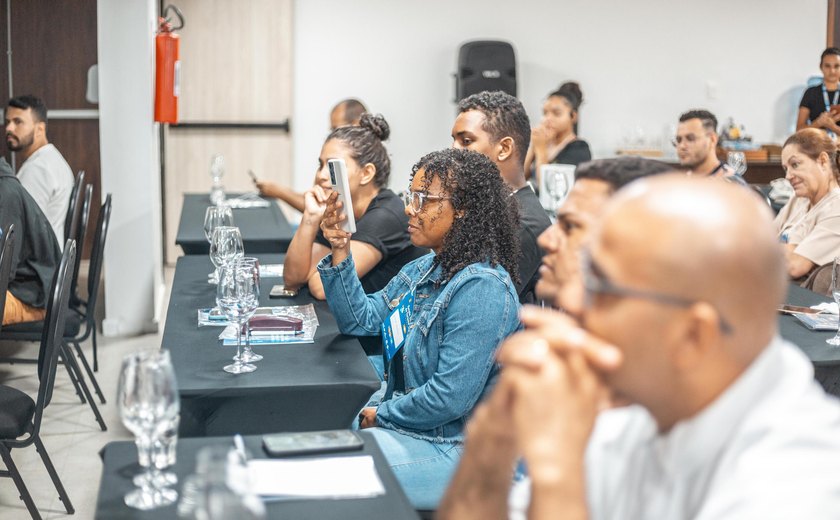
[
  {"xmin": 451, "ymin": 91, "xmax": 552, "ymax": 304},
  {"xmin": 674, "ymin": 109, "xmax": 746, "ymax": 186},
  {"xmin": 440, "ymin": 175, "xmax": 840, "ymax": 519}
]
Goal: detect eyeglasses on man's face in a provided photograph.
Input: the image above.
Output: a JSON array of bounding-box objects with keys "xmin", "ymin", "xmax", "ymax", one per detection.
[
  {"xmin": 579, "ymin": 250, "xmax": 733, "ymax": 335},
  {"xmin": 401, "ymin": 190, "xmax": 450, "ymax": 213}
]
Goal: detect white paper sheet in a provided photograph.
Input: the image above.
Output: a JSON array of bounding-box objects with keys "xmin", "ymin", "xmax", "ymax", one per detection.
[{"xmin": 247, "ymin": 455, "xmax": 385, "ymax": 499}]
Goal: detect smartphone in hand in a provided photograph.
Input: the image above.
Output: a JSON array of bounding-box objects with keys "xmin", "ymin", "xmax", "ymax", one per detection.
[
  {"xmin": 327, "ymin": 159, "xmax": 357, "ymax": 233},
  {"xmin": 248, "ymin": 169, "xmax": 259, "ymax": 185}
]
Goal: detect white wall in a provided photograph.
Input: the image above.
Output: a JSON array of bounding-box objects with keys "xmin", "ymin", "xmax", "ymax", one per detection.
[
  {"xmin": 293, "ymin": 0, "xmax": 825, "ymax": 191},
  {"xmin": 97, "ymin": 0, "xmax": 165, "ymax": 336}
]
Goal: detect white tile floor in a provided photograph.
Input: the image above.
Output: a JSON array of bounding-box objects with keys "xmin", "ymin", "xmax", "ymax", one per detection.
[{"xmin": 0, "ymin": 267, "xmax": 173, "ymax": 520}]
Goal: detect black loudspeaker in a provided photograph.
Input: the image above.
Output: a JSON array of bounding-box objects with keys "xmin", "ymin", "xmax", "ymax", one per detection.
[{"xmin": 455, "ymin": 40, "xmax": 517, "ymax": 102}]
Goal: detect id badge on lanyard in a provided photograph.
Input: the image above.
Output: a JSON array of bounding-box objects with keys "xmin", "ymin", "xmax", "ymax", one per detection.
[
  {"xmin": 822, "ymin": 84, "xmax": 839, "ymax": 138},
  {"xmin": 381, "ymin": 291, "xmax": 415, "ymax": 364}
]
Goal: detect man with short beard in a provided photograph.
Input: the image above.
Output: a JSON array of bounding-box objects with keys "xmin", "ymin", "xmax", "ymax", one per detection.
[{"xmin": 5, "ymin": 95, "xmax": 73, "ymax": 243}]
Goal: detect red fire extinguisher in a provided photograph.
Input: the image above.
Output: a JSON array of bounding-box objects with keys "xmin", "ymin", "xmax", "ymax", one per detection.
[{"xmin": 154, "ymin": 5, "xmax": 184, "ymax": 123}]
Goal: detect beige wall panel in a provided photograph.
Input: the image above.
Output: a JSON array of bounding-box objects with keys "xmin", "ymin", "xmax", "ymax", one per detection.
[{"xmin": 164, "ymin": 0, "xmax": 293, "ymax": 264}]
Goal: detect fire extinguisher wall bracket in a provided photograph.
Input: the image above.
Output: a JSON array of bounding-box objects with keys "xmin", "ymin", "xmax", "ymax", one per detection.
[
  {"xmin": 154, "ymin": 5, "xmax": 183, "ymax": 124},
  {"xmin": 162, "ymin": 5, "xmax": 185, "ymax": 30}
]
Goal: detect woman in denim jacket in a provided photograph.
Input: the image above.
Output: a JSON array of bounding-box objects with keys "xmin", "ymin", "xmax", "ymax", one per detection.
[{"xmin": 317, "ymin": 148, "xmax": 522, "ymax": 509}]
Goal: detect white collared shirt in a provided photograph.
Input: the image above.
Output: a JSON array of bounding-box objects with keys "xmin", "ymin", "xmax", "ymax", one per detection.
[
  {"xmin": 510, "ymin": 337, "xmax": 840, "ymax": 519},
  {"xmin": 17, "ymin": 143, "xmax": 74, "ymax": 245}
]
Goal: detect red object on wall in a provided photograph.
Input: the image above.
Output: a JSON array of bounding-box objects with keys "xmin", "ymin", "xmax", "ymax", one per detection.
[{"xmin": 154, "ymin": 18, "xmax": 180, "ymax": 123}]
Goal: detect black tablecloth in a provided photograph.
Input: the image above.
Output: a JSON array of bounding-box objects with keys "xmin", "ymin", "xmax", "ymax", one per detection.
[
  {"xmin": 780, "ymin": 284, "xmax": 840, "ymax": 395},
  {"xmin": 163, "ymin": 254, "xmax": 380, "ymax": 437},
  {"xmin": 175, "ymin": 194, "xmax": 294, "ymax": 255},
  {"xmin": 95, "ymin": 432, "xmax": 419, "ymax": 520}
]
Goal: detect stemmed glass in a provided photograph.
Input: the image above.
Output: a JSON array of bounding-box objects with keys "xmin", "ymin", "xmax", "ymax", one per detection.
[
  {"xmin": 235, "ymin": 258, "xmax": 263, "ymax": 363},
  {"xmin": 827, "ymin": 257, "xmax": 840, "ymax": 346},
  {"xmin": 218, "ymin": 264, "xmax": 259, "ymax": 374},
  {"xmin": 727, "ymin": 151, "xmax": 747, "ymax": 177},
  {"xmin": 210, "ymin": 226, "xmax": 244, "ymax": 282},
  {"xmin": 117, "ymin": 350, "xmax": 180, "ymax": 510},
  {"xmin": 205, "ymin": 207, "xmax": 234, "ymax": 283}
]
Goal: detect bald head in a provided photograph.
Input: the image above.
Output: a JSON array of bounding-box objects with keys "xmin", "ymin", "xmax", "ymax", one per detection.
[
  {"xmin": 597, "ymin": 175, "xmax": 786, "ymax": 358},
  {"xmin": 330, "ymin": 98, "xmax": 367, "ymax": 130}
]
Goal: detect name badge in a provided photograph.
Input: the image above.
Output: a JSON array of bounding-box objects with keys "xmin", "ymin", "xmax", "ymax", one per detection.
[{"xmin": 381, "ymin": 291, "xmax": 414, "ymax": 363}]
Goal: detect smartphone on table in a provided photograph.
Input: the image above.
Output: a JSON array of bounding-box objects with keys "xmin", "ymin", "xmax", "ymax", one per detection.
[
  {"xmin": 269, "ymin": 284, "xmax": 298, "ymax": 298},
  {"xmin": 262, "ymin": 430, "xmax": 364, "ymax": 457}
]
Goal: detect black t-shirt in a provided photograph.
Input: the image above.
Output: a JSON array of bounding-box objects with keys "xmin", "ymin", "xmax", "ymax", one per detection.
[
  {"xmin": 514, "ymin": 186, "xmax": 552, "ymax": 304},
  {"xmin": 315, "ymin": 188, "xmax": 427, "ymax": 294},
  {"xmin": 552, "ymin": 139, "xmax": 592, "ymax": 166},
  {"xmin": 800, "ymin": 84, "xmax": 840, "ymax": 123}
]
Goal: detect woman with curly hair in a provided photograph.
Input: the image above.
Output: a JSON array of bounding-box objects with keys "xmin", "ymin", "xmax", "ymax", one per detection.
[{"xmin": 317, "ymin": 148, "xmax": 521, "ymax": 509}]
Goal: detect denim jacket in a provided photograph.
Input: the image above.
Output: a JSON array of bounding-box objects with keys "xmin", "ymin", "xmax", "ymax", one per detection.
[{"xmin": 318, "ymin": 252, "xmax": 520, "ymax": 443}]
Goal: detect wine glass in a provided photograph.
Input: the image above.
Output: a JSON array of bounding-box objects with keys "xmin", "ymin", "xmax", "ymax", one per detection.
[
  {"xmin": 727, "ymin": 151, "xmax": 747, "ymax": 177},
  {"xmin": 117, "ymin": 350, "xmax": 180, "ymax": 510},
  {"xmin": 217, "ymin": 265, "xmax": 259, "ymax": 374},
  {"xmin": 210, "ymin": 226, "xmax": 245, "ymax": 279},
  {"xmin": 827, "ymin": 257, "xmax": 840, "ymax": 346},
  {"xmin": 235, "ymin": 258, "xmax": 263, "ymax": 363},
  {"xmin": 204, "ymin": 207, "xmax": 234, "ymax": 283}
]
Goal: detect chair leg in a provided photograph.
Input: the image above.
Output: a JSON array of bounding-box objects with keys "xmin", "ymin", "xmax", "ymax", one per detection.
[
  {"xmin": 92, "ymin": 326, "xmax": 99, "ymax": 372},
  {"xmin": 58, "ymin": 349, "xmax": 86, "ymax": 404},
  {"xmin": 61, "ymin": 343, "xmax": 107, "ymax": 431},
  {"xmin": 0, "ymin": 444, "xmax": 42, "ymax": 520},
  {"xmin": 72, "ymin": 341, "xmax": 105, "ymax": 404},
  {"xmin": 33, "ymin": 437, "xmax": 74, "ymax": 514}
]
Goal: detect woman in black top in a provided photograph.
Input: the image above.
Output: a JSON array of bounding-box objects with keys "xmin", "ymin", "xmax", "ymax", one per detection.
[
  {"xmin": 284, "ymin": 113, "xmax": 424, "ymax": 299},
  {"xmin": 525, "ymin": 81, "xmax": 592, "ymax": 186},
  {"xmin": 797, "ymin": 47, "xmax": 840, "ymax": 135}
]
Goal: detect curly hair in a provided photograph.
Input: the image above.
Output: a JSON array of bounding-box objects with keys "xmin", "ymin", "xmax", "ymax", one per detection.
[
  {"xmin": 410, "ymin": 148, "xmax": 520, "ymax": 285},
  {"xmin": 457, "ymin": 91, "xmax": 531, "ymax": 166},
  {"xmin": 327, "ymin": 113, "xmax": 391, "ymax": 187}
]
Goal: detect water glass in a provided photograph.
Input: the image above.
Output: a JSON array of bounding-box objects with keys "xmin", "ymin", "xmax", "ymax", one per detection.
[
  {"xmin": 727, "ymin": 151, "xmax": 747, "ymax": 177},
  {"xmin": 117, "ymin": 349, "xmax": 180, "ymax": 510},
  {"xmin": 217, "ymin": 264, "xmax": 259, "ymax": 374},
  {"xmin": 828, "ymin": 257, "xmax": 840, "ymax": 346},
  {"xmin": 235, "ymin": 258, "xmax": 263, "ymax": 363},
  {"xmin": 210, "ymin": 226, "xmax": 245, "ymax": 284},
  {"xmin": 205, "ymin": 207, "xmax": 235, "ymax": 283}
]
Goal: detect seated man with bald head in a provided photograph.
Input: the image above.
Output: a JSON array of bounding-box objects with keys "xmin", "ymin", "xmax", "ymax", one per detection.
[{"xmin": 440, "ymin": 176, "xmax": 840, "ymax": 519}]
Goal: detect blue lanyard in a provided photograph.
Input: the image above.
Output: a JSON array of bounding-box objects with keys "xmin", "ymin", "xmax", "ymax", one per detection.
[{"xmin": 822, "ymin": 83, "xmax": 840, "ymax": 113}]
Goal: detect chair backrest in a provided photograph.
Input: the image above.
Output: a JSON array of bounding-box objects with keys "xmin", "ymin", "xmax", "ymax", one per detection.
[
  {"xmin": 70, "ymin": 184, "xmax": 94, "ymax": 299},
  {"xmin": 34, "ymin": 240, "xmax": 75, "ymax": 429},
  {"xmin": 0, "ymin": 224, "xmax": 16, "ymax": 328},
  {"xmin": 64, "ymin": 171, "xmax": 85, "ymax": 243},
  {"xmin": 85, "ymin": 195, "xmax": 112, "ymax": 324}
]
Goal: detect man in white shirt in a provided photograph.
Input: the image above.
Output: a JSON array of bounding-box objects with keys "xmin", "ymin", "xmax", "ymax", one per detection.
[
  {"xmin": 5, "ymin": 95, "xmax": 74, "ymax": 243},
  {"xmin": 439, "ymin": 176, "xmax": 840, "ymax": 519}
]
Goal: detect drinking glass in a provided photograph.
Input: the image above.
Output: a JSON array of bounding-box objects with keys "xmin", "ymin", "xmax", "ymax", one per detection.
[
  {"xmin": 727, "ymin": 151, "xmax": 747, "ymax": 177},
  {"xmin": 204, "ymin": 206, "xmax": 234, "ymax": 283},
  {"xmin": 117, "ymin": 350, "xmax": 180, "ymax": 510},
  {"xmin": 210, "ymin": 154, "xmax": 227, "ymax": 206},
  {"xmin": 210, "ymin": 226, "xmax": 245, "ymax": 277},
  {"xmin": 827, "ymin": 257, "xmax": 840, "ymax": 346},
  {"xmin": 217, "ymin": 265, "xmax": 259, "ymax": 374},
  {"xmin": 188, "ymin": 445, "xmax": 266, "ymax": 520},
  {"xmin": 235, "ymin": 258, "xmax": 263, "ymax": 363}
]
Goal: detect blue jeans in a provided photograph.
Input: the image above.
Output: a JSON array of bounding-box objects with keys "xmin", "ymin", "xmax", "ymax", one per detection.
[{"xmin": 365, "ymin": 427, "xmax": 463, "ymax": 510}]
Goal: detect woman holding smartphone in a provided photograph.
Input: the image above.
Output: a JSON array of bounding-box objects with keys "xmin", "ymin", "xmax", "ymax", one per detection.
[
  {"xmin": 317, "ymin": 148, "xmax": 521, "ymax": 509},
  {"xmin": 283, "ymin": 113, "xmax": 424, "ymax": 299}
]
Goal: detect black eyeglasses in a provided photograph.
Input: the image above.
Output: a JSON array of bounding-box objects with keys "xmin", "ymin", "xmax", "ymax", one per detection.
[
  {"xmin": 580, "ymin": 250, "xmax": 733, "ymax": 335},
  {"xmin": 401, "ymin": 191, "xmax": 450, "ymax": 212}
]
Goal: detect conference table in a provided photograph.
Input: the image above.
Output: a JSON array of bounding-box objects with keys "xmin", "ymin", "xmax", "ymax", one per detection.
[
  {"xmin": 94, "ymin": 432, "xmax": 420, "ymax": 519},
  {"xmin": 175, "ymin": 193, "xmax": 295, "ymax": 255},
  {"xmin": 162, "ymin": 254, "xmax": 381, "ymax": 437},
  {"xmin": 780, "ymin": 283, "xmax": 840, "ymax": 395}
]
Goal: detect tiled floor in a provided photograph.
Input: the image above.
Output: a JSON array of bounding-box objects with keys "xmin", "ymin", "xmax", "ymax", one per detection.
[{"xmin": 0, "ymin": 268, "xmax": 173, "ymax": 520}]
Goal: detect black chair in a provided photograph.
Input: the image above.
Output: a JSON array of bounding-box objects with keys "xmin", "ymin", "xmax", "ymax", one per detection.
[
  {"xmin": 0, "ymin": 197, "xmax": 112, "ymax": 431},
  {"xmin": 63, "ymin": 171, "xmax": 85, "ymax": 244},
  {"xmin": 0, "ymin": 224, "xmax": 16, "ymax": 332},
  {"xmin": 0, "ymin": 239, "xmax": 76, "ymax": 520},
  {"xmin": 69, "ymin": 184, "xmax": 93, "ymax": 311}
]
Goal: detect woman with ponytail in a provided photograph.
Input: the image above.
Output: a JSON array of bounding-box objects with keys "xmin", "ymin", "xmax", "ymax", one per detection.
[{"xmin": 284, "ymin": 113, "xmax": 424, "ymax": 299}]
